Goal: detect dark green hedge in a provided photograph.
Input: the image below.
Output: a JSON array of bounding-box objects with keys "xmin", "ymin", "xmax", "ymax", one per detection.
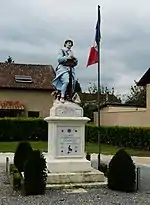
[
  {"xmin": 86, "ymin": 124, "xmax": 150, "ymax": 150},
  {"xmin": 1, "ymin": 118, "xmax": 150, "ymax": 150},
  {"xmin": 0, "ymin": 118, "xmax": 47, "ymax": 141}
]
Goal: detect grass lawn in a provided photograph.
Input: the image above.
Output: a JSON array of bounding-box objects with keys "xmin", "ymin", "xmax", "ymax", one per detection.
[{"xmin": 0, "ymin": 141, "xmax": 150, "ymax": 157}]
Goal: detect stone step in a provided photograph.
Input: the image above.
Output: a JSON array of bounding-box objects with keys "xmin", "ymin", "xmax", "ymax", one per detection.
[
  {"xmin": 46, "ymin": 181, "xmax": 107, "ymax": 189},
  {"xmin": 47, "ymin": 169, "xmax": 105, "ymax": 184}
]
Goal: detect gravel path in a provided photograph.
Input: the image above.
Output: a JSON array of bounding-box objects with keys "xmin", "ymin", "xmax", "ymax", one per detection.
[{"xmin": 0, "ymin": 167, "xmax": 150, "ymax": 205}]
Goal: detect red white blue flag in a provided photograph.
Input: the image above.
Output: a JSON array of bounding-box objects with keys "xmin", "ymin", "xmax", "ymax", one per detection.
[{"xmin": 86, "ymin": 21, "xmax": 101, "ymax": 67}]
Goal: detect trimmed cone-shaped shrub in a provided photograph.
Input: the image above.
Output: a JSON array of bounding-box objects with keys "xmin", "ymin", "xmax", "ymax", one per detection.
[
  {"xmin": 107, "ymin": 149, "xmax": 136, "ymax": 192},
  {"xmin": 14, "ymin": 141, "xmax": 33, "ymax": 173},
  {"xmin": 23, "ymin": 150, "xmax": 47, "ymax": 195}
]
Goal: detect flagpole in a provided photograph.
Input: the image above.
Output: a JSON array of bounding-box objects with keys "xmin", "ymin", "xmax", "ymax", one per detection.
[{"xmin": 97, "ymin": 5, "xmax": 101, "ymax": 171}]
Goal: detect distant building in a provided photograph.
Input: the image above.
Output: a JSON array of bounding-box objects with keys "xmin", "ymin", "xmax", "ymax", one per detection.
[
  {"xmin": 0, "ymin": 62, "xmax": 55, "ymax": 117},
  {"xmin": 94, "ymin": 68, "xmax": 150, "ymax": 127},
  {"xmin": 79, "ymin": 92, "xmax": 121, "ymax": 104}
]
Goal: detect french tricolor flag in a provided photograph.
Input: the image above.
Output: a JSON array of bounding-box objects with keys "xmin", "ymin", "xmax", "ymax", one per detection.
[{"xmin": 86, "ymin": 21, "xmax": 101, "ymax": 67}]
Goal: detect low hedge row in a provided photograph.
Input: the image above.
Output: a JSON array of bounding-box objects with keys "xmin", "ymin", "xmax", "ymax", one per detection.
[
  {"xmin": 0, "ymin": 118, "xmax": 150, "ymax": 150},
  {"xmin": 0, "ymin": 118, "xmax": 47, "ymax": 141},
  {"xmin": 86, "ymin": 124, "xmax": 150, "ymax": 150}
]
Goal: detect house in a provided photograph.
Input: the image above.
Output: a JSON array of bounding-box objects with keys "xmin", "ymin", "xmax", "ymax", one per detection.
[
  {"xmin": 78, "ymin": 92, "xmax": 121, "ymax": 122},
  {"xmin": 79, "ymin": 92, "xmax": 121, "ymax": 104},
  {"xmin": 0, "ymin": 62, "xmax": 55, "ymax": 118},
  {"xmin": 94, "ymin": 68, "xmax": 150, "ymax": 127}
]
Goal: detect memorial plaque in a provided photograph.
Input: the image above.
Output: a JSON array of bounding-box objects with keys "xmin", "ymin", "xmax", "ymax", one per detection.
[
  {"xmin": 56, "ymin": 126, "xmax": 82, "ymax": 157},
  {"xmin": 55, "ymin": 106, "xmax": 82, "ymax": 117}
]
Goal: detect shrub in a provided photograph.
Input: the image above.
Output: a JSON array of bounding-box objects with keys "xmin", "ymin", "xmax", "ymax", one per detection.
[
  {"xmin": 9, "ymin": 164, "xmax": 22, "ymax": 191},
  {"xmin": 0, "ymin": 117, "xmax": 47, "ymax": 141},
  {"xmin": 86, "ymin": 153, "xmax": 91, "ymax": 161},
  {"xmin": 107, "ymin": 149, "xmax": 136, "ymax": 192},
  {"xmin": 23, "ymin": 150, "xmax": 47, "ymax": 195},
  {"xmin": 99, "ymin": 162, "xmax": 108, "ymax": 177},
  {"xmin": 12, "ymin": 172, "xmax": 22, "ymax": 191},
  {"xmin": 85, "ymin": 124, "xmax": 150, "ymax": 150},
  {"xmin": 9, "ymin": 164, "xmax": 18, "ymax": 174},
  {"xmin": 14, "ymin": 141, "xmax": 33, "ymax": 173},
  {"xmin": 1, "ymin": 118, "xmax": 150, "ymax": 151}
]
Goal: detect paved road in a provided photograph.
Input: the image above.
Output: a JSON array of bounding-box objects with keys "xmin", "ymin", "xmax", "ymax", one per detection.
[{"xmin": 137, "ymin": 165, "xmax": 150, "ymax": 192}]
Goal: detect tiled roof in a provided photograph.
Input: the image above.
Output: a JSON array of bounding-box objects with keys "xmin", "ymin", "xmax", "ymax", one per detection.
[
  {"xmin": 0, "ymin": 62, "xmax": 55, "ymax": 90},
  {"xmin": 0, "ymin": 100, "xmax": 24, "ymax": 110},
  {"xmin": 137, "ymin": 68, "xmax": 150, "ymax": 86}
]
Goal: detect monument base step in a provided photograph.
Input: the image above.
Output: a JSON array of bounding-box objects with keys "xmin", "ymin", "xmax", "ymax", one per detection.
[
  {"xmin": 46, "ymin": 169, "xmax": 105, "ymax": 185},
  {"xmin": 47, "ymin": 158, "xmax": 92, "ymax": 172},
  {"xmin": 46, "ymin": 181, "xmax": 107, "ymax": 189}
]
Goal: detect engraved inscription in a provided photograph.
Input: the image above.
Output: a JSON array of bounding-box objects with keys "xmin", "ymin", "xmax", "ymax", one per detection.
[
  {"xmin": 56, "ymin": 126, "xmax": 82, "ymax": 157},
  {"xmin": 55, "ymin": 106, "xmax": 82, "ymax": 117}
]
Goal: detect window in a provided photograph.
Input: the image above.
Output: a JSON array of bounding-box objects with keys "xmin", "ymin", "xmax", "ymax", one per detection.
[
  {"xmin": 15, "ymin": 75, "xmax": 33, "ymax": 83},
  {"xmin": 28, "ymin": 111, "xmax": 39, "ymax": 118},
  {"xmin": 0, "ymin": 110, "xmax": 23, "ymax": 117}
]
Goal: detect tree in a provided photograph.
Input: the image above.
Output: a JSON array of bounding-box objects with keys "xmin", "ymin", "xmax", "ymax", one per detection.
[
  {"xmin": 5, "ymin": 56, "xmax": 14, "ymax": 63},
  {"xmin": 125, "ymin": 80, "xmax": 146, "ymax": 107},
  {"xmin": 80, "ymin": 82, "xmax": 121, "ymax": 121},
  {"xmin": 84, "ymin": 82, "xmax": 121, "ymax": 103},
  {"xmin": 87, "ymin": 82, "xmax": 117, "ymax": 96},
  {"xmin": 88, "ymin": 82, "xmax": 97, "ymax": 93}
]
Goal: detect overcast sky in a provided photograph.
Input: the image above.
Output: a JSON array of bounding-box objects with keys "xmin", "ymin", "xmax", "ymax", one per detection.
[{"xmin": 0, "ymin": 0, "xmax": 150, "ymax": 97}]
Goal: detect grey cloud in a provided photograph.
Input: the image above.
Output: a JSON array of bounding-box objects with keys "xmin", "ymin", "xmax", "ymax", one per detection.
[{"xmin": 0, "ymin": 0, "xmax": 150, "ymax": 95}]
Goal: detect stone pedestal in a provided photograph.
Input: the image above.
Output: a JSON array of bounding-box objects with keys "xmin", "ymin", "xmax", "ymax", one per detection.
[{"xmin": 44, "ymin": 101, "xmax": 105, "ymax": 187}]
